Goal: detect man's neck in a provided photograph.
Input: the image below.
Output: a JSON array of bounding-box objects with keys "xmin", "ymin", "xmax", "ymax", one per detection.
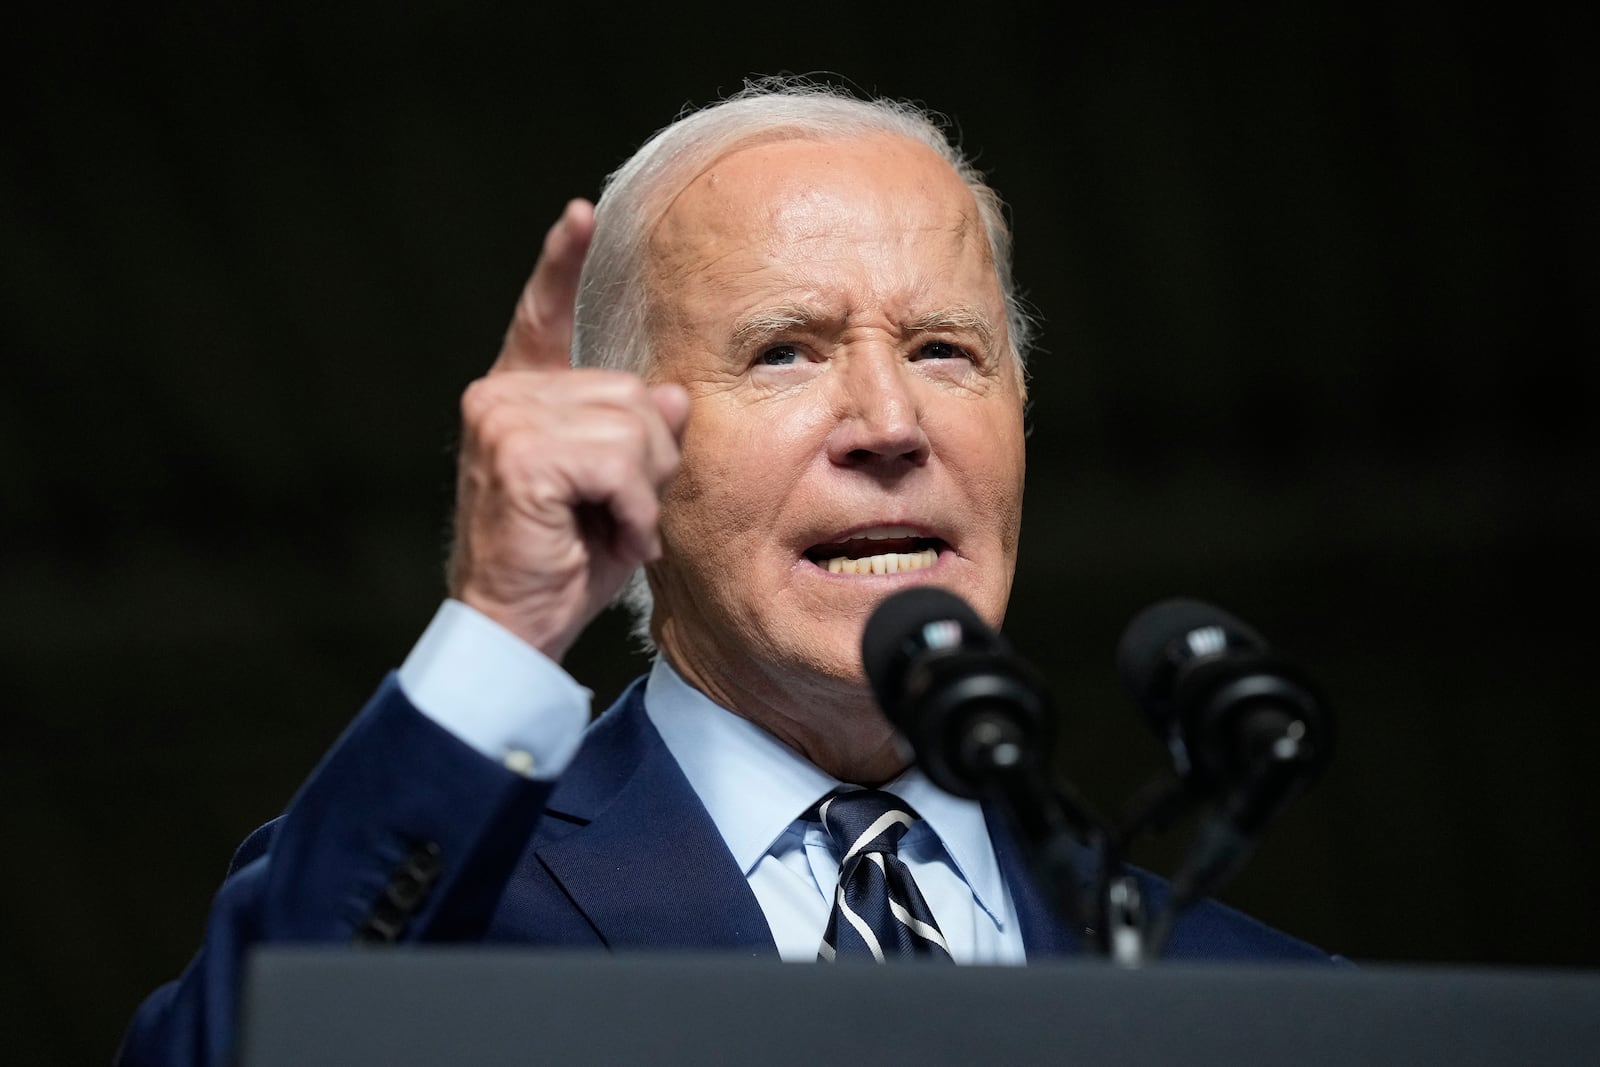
[{"xmin": 657, "ymin": 644, "xmax": 907, "ymax": 785}]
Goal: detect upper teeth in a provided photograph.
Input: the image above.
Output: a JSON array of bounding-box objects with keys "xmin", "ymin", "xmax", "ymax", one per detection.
[{"xmin": 823, "ymin": 548, "xmax": 938, "ymax": 575}]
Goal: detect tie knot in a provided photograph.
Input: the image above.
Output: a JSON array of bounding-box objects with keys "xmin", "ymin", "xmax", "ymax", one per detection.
[{"xmin": 812, "ymin": 789, "xmax": 919, "ymax": 860}]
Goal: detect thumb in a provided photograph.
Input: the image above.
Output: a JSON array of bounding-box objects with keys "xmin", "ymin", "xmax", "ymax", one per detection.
[{"xmin": 650, "ymin": 383, "xmax": 692, "ymax": 440}]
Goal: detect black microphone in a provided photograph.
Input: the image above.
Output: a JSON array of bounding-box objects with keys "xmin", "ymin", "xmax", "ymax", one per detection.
[
  {"xmin": 863, "ymin": 587, "xmax": 1102, "ymax": 939},
  {"xmin": 862, "ymin": 586, "xmax": 1055, "ymax": 799},
  {"xmin": 1116, "ymin": 597, "xmax": 1333, "ymax": 931},
  {"xmin": 1117, "ymin": 597, "xmax": 1332, "ymax": 829}
]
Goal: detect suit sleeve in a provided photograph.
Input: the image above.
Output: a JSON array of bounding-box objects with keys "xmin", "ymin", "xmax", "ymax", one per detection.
[{"xmin": 115, "ymin": 674, "xmax": 555, "ymax": 1067}]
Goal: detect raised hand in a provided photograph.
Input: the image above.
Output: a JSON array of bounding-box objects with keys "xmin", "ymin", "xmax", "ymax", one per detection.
[{"xmin": 448, "ymin": 199, "xmax": 690, "ymax": 661}]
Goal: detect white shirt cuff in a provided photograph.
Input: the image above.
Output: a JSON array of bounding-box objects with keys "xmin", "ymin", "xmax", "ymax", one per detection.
[{"xmin": 397, "ymin": 599, "xmax": 591, "ymax": 780}]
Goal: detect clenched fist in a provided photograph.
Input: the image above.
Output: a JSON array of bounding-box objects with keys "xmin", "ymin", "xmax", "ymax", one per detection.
[{"xmin": 448, "ymin": 200, "xmax": 690, "ymax": 661}]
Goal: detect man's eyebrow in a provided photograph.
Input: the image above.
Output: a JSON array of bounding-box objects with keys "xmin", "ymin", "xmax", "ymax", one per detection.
[
  {"xmin": 727, "ymin": 303, "xmax": 999, "ymax": 352},
  {"xmin": 904, "ymin": 306, "xmax": 998, "ymax": 350},
  {"xmin": 729, "ymin": 302, "xmax": 836, "ymax": 351}
]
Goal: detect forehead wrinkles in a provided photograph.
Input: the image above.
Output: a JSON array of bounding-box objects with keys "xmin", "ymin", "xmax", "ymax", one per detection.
[{"xmin": 645, "ymin": 137, "xmax": 995, "ymax": 331}]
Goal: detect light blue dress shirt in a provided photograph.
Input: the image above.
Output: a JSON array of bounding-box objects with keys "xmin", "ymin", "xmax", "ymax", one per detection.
[{"xmin": 398, "ymin": 599, "xmax": 1026, "ymax": 964}]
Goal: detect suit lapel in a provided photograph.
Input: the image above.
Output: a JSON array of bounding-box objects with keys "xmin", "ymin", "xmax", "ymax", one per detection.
[
  {"xmin": 984, "ymin": 801, "xmax": 1086, "ymax": 959},
  {"xmin": 534, "ymin": 683, "xmax": 777, "ymax": 955}
]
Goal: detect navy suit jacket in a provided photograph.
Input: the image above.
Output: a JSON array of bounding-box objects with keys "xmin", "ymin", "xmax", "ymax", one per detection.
[{"xmin": 118, "ymin": 674, "xmax": 1332, "ymax": 1067}]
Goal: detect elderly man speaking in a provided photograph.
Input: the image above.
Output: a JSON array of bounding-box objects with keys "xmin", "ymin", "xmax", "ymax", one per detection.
[{"xmin": 118, "ymin": 77, "xmax": 1331, "ymax": 1067}]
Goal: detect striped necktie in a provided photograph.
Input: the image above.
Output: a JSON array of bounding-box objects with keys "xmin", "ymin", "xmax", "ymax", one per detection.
[{"xmin": 812, "ymin": 788, "xmax": 954, "ymax": 962}]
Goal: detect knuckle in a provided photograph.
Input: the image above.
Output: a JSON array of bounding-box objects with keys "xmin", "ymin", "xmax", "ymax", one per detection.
[
  {"xmin": 613, "ymin": 374, "xmax": 651, "ymax": 405},
  {"xmin": 493, "ymin": 429, "xmax": 547, "ymax": 477},
  {"xmin": 608, "ymin": 413, "xmax": 650, "ymax": 451},
  {"xmin": 573, "ymin": 368, "xmax": 649, "ymax": 405},
  {"xmin": 460, "ymin": 377, "xmax": 494, "ymax": 421},
  {"xmin": 474, "ymin": 402, "xmax": 523, "ymax": 444}
]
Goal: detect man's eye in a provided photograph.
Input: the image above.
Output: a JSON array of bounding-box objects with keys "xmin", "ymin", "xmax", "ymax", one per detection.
[
  {"xmin": 917, "ymin": 340, "xmax": 968, "ymax": 361},
  {"xmin": 760, "ymin": 345, "xmax": 800, "ymax": 366}
]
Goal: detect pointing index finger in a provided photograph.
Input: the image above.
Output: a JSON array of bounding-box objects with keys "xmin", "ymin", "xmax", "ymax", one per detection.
[{"xmin": 494, "ymin": 198, "xmax": 595, "ymax": 373}]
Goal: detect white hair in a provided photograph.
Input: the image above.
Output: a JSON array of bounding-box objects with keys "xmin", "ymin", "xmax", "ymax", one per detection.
[{"xmin": 570, "ymin": 76, "xmax": 1034, "ymax": 646}]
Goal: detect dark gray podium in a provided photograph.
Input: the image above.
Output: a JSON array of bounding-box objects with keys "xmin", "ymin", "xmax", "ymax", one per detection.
[{"xmin": 239, "ymin": 948, "xmax": 1600, "ymax": 1066}]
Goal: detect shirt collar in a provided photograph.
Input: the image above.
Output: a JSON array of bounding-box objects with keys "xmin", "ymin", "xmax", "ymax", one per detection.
[
  {"xmin": 642, "ymin": 657, "xmax": 1008, "ymax": 920},
  {"xmin": 881, "ymin": 766, "xmax": 1008, "ymax": 923}
]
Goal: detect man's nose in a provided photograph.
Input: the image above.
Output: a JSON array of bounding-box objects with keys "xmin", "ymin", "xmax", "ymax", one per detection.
[{"xmin": 825, "ymin": 352, "xmax": 931, "ymax": 469}]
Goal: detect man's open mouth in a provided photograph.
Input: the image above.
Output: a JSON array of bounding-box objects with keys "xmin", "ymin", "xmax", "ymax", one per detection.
[{"xmin": 803, "ymin": 528, "xmax": 946, "ymax": 575}]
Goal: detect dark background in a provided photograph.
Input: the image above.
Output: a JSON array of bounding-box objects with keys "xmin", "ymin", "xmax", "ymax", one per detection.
[{"xmin": 5, "ymin": 3, "xmax": 1597, "ymax": 1061}]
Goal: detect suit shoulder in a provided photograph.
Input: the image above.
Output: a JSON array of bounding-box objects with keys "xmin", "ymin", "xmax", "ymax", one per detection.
[
  {"xmin": 1163, "ymin": 889, "xmax": 1336, "ymax": 963},
  {"xmin": 1107, "ymin": 864, "xmax": 1331, "ymax": 962}
]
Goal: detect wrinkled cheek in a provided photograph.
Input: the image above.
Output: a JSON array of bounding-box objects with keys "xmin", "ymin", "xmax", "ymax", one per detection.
[
  {"xmin": 996, "ymin": 433, "xmax": 1028, "ymax": 550},
  {"xmin": 656, "ymin": 452, "xmax": 762, "ymax": 608},
  {"xmin": 662, "ymin": 408, "xmax": 786, "ymax": 549},
  {"xmin": 1004, "ymin": 469, "xmax": 1027, "ymax": 552},
  {"xmin": 974, "ymin": 456, "xmax": 1027, "ymax": 542},
  {"xmin": 661, "ymin": 451, "xmax": 750, "ymax": 548}
]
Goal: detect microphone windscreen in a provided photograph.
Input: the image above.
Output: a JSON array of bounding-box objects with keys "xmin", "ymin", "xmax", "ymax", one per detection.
[
  {"xmin": 1115, "ymin": 597, "xmax": 1267, "ymax": 714},
  {"xmin": 861, "ymin": 586, "xmax": 990, "ymax": 720}
]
